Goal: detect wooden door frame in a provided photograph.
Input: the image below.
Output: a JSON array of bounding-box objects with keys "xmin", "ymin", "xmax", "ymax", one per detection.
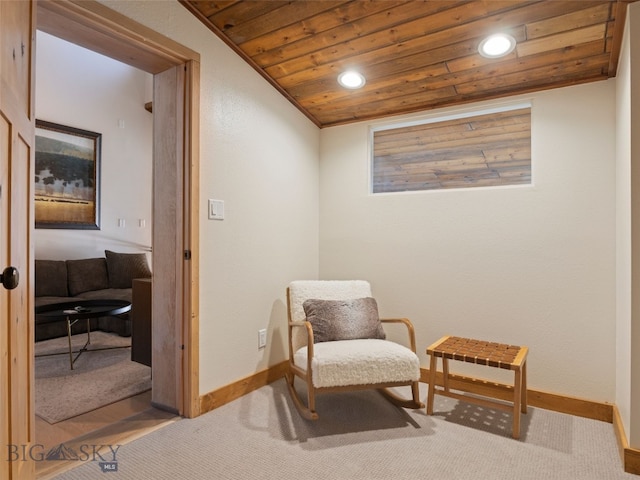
[{"xmin": 35, "ymin": 0, "xmax": 200, "ymax": 417}]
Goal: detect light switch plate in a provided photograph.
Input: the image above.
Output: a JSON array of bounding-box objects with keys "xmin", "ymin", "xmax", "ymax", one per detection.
[{"xmin": 208, "ymin": 199, "xmax": 224, "ymax": 220}]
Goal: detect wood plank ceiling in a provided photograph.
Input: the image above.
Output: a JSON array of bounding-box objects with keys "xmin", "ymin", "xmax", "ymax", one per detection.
[{"xmin": 180, "ymin": 0, "xmax": 635, "ymax": 128}]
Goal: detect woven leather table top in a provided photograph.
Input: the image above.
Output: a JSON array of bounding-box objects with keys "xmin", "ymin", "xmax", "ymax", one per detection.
[{"xmin": 427, "ymin": 336, "xmax": 527, "ymax": 370}]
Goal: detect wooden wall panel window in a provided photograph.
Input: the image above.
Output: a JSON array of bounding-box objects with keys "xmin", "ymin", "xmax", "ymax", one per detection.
[{"xmin": 372, "ymin": 105, "xmax": 531, "ymax": 193}]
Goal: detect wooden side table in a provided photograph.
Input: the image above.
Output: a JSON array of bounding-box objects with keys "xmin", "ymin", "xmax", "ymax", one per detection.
[
  {"xmin": 426, "ymin": 335, "xmax": 528, "ymax": 439},
  {"xmin": 131, "ymin": 278, "xmax": 152, "ymax": 367}
]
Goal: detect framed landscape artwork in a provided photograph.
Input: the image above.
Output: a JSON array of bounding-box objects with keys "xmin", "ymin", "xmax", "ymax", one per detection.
[{"xmin": 34, "ymin": 120, "xmax": 101, "ymax": 229}]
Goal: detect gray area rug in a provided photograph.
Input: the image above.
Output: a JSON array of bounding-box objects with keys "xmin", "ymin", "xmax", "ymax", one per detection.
[
  {"xmin": 54, "ymin": 379, "xmax": 636, "ymax": 479},
  {"xmin": 35, "ymin": 331, "xmax": 151, "ymax": 424}
]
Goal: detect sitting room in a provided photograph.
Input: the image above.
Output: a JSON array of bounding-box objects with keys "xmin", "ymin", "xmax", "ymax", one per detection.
[{"xmin": 3, "ymin": 1, "xmax": 640, "ymax": 479}]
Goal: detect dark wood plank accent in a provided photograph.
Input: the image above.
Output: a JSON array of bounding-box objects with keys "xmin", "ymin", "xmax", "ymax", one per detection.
[
  {"xmin": 240, "ymin": 0, "xmax": 411, "ymax": 58},
  {"xmin": 181, "ymin": 0, "xmax": 636, "ymax": 126},
  {"xmin": 373, "ymin": 107, "xmax": 531, "ymax": 193}
]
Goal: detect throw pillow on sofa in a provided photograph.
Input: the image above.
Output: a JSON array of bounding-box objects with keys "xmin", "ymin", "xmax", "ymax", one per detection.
[
  {"xmin": 34, "ymin": 260, "xmax": 68, "ymax": 297},
  {"xmin": 105, "ymin": 250, "xmax": 152, "ymax": 288},
  {"xmin": 66, "ymin": 258, "xmax": 110, "ymax": 296}
]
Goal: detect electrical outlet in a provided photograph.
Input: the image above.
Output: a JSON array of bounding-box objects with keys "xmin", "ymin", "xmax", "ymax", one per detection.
[{"xmin": 258, "ymin": 329, "xmax": 267, "ymax": 349}]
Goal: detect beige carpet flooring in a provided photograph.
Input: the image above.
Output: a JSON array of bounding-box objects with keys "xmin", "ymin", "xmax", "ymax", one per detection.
[
  {"xmin": 35, "ymin": 331, "xmax": 151, "ymax": 424},
  {"xmin": 50, "ymin": 378, "xmax": 636, "ymax": 479}
]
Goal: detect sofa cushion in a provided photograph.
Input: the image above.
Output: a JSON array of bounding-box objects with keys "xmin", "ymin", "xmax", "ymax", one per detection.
[
  {"xmin": 77, "ymin": 288, "xmax": 132, "ymax": 303},
  {"xmin": 34, "ymin": 296, "xmax": 76, "ymax": 308},
  {"xmin": 105, "ymin": 250, "xmax": 151, "ymax": 288},
  {"xmin": 35, "ymin": 260, "xmax": 68, "ymax": 297},
  {"xmin": 66, "ymin": 258, "xmax": 109, "ymax": 296}
]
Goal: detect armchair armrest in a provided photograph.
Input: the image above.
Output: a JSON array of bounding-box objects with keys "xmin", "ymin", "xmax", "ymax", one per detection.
[
  {"xmin": 289, "ymin": 320, "xmax": 313, "ymax": 340},
  {"xmin": 380, "ymin": 318, "xmax": 417, "ymax": 353},
  {"xmin": 289, "ymin": 320, "xmax": 310, "ymax": 327},
  {"xmin": 288, "ymin": 320, "xmax": 315, "ymax": 372}
]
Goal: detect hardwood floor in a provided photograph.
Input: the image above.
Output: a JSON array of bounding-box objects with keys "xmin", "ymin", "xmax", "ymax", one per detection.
[{"xmin": 35, "ymin": 391, "xmax": 179, "ymax": 479}]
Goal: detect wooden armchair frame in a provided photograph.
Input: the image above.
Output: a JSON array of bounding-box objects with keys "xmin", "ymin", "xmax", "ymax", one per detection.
[{"xmin": 285, "ymin": 283, "xmax": 424, "ymax": 420}]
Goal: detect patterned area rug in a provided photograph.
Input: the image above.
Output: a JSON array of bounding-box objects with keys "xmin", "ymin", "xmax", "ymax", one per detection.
[{"xmin": 35, "ymin": 331, "xmax": 151, "ymax": 424}]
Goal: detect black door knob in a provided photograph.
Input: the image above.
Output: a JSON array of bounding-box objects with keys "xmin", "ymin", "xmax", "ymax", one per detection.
[{"xmin": 0, "ymin": 266, "xmax": 19, "ymax": 290}]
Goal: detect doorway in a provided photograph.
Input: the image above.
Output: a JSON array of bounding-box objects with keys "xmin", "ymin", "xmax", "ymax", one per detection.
[
  {"xmin": 33, "ymin": 29, "xmax": 156, "ymax": 457},
  {"xmin": 32, "ymin": 0, "xmax": 200, "ymax": 465}
]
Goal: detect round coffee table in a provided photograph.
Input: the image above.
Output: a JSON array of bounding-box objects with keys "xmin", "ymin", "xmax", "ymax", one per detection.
[{"xmin": 35, "ymin": 299, "xmax": 131, "ymax": 369}]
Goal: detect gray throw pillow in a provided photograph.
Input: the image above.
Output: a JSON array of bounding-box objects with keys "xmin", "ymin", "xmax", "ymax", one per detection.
[
  {"xmin": 35, "ymin": 260, "xmax": 68, "ymax": 297},
  {"xmin": 66, "ymin": 258, "xmax": 109, "ymax": 296},
  {"xmin": 105, "ymin": 250, "xmax": 152, "ymax": 288},
  {"xmin": 302, "ymin": 297, "xmax": 386, "ymax": 343}
]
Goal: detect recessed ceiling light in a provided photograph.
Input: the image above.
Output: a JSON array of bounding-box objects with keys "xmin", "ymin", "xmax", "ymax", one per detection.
[
  {"xmin": 338, "ymin": 70, "xmax": 366, "ymax": 89},
  {"xmin": 478, "ymin": 33, "xmax": 516, "ymax": 59}
]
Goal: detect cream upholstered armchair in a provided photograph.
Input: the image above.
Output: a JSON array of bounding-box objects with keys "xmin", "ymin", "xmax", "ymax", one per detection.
[{"xmin": 286, "ymin": 280, "xmax": 424, "ymax": 420}]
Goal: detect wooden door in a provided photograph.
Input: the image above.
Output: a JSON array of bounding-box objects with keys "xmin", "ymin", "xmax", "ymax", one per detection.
[
  {"xmin": 0, "ymin": 1, "xmax": 36, "ymax": 479},
  {"xmin": 152, "ymin": 65, "xmax": 186, "ymax": 414}
]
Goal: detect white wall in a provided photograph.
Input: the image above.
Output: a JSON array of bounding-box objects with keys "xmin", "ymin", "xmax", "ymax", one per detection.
[
  {"xmin": 35, "ymin": 31, "xmax": 153, "ymax": 259},
  {"xmin": 94, "ymin": 1, "xmax": 621, "ymax": 409},
  {"xmin": 320, "ymin": 83, "xmax": 617, "ymax": 401},
  {"xmin": 100, "ymin": 1, "xmax": 320, "ymax": 393},
  {"xmin": 616, "ymin": 1, "xmax": 640, "ymax": 449}
]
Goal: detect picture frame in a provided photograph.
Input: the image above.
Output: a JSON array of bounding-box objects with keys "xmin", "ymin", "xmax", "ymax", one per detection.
[{"xmin": 34, "ymin": 120, "xmax": 101, "ymax": 229}]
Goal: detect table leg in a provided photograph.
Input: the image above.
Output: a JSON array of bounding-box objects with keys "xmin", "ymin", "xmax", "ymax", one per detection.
[
  {"xmin": 442, "ymin": 357, "xmax": 450, "ymax": 393},
  {"xmin": 66, "ymin": 316, "xmax": 73, "ymax": 370},
  {"xmin": 64, "ymin": 317, "xmax": 92, "ymax": 370},
  {"xmin": 513, "ymin": 368, "xmax": 522, "ymax": 439},
  {"xmin": 427, "ymin": 354, "xmax": 437, "ymax": 415},
  {"xmin": 521, "ymin": 360, "xmax": 528, "ymax": 413}
]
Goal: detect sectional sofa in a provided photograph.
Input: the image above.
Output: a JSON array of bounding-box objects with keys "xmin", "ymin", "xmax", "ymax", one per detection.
[{"xmin": 34, "ymin": 250, "xmax": 151, "ymax": 341}]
